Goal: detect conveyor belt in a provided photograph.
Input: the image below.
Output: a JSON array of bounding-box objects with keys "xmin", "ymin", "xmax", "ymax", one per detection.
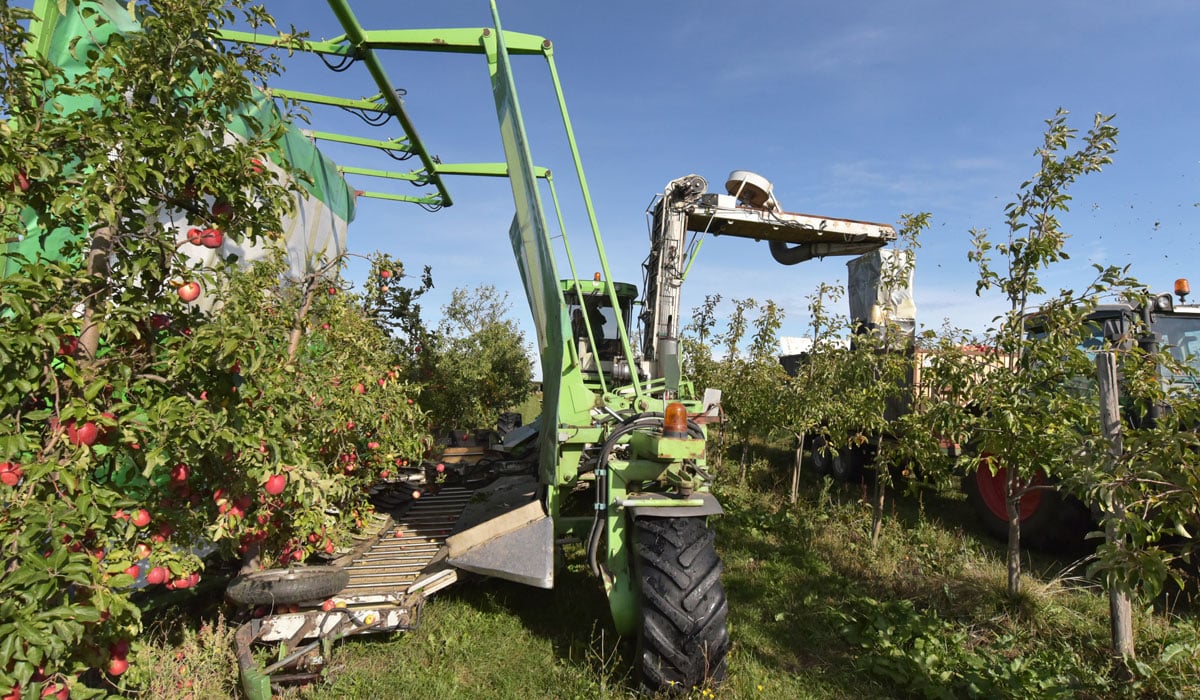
[{"xmin": 339, "ymin": 486, "xmax": 472, "ymax": 597}]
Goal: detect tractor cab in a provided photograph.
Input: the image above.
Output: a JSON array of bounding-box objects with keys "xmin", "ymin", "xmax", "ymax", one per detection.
[{"xmin": 561, "ymin": 278, "xmax": 640, "ymax": 382}]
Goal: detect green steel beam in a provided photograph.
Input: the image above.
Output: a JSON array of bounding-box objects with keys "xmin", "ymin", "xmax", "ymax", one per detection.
[
  {"xmin": 324, "ymin": 0, "xmax": 452, "ymax": 207},
  {"xmin": 433, "ymin": 163, "xmax": 550, "ymax": 179},
  {"xmin": 218, "ymin": 27, "xmax": 548, "ymax": 57},
  {"xmin": 28, "ymin": 0, "xmax": 61, "ymax": 60},
  {"xmin": 301, "ymin": 130, "xmax": 410, "ymax": 152},
  {"xmin": 361, "ymin": 28, "xmax": 548, "ymax": 55},
  {"xmin": 339, "ymin": 165, "xmax": 427, "ymax": 182},
  {"xmin": 271, "ymin": 88, "xmax": 389, "ymax": 113},
  {"xmin": 540, "ymin": 42, "xmax": 643, "ymax": 397},
  {"xmin": 356, "ymin": 191, "xmax": 442, "ymax": 205},
  {"xmin": 218, "ymin": 29, "xmax": 351, "ymax": 56}
]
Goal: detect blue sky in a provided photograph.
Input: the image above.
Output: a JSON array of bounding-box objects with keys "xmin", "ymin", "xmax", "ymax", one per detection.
[{"xmin": 203, "ymin": 3, "xmax": 1200, "ymax": 355}]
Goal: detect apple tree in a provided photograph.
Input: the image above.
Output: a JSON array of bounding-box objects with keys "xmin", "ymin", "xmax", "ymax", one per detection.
[
  {"xmin": 0, "ymin": 2, "xmax": 428, "ymax": 696},
  {"xmin": 418, "ymin": 285, "xmax": 533, "ymax": 434}
]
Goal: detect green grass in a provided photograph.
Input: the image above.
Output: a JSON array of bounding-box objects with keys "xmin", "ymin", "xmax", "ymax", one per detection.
[{"xmin": 143, "ymin": 453, "xmax": 1200, "ymax": 699}]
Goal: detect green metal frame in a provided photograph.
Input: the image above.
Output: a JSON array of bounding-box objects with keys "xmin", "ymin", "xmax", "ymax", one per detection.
[{"xmin": 224, "ymin": 0, "xmax": 719, "ymax": 636}]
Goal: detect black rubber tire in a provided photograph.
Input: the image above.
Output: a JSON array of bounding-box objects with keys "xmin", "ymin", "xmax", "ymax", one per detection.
[
  {"xmin": 830, "ymin": 444, "xmax": 865, "ymax": 482},
  {"xmin": 632, "ymin": 516, "xmax": 729, "ymax": 692},
  {"xmin": 225, "ymin": 566, "xmax": 349, "ymax": 606},
  {"xmin": 810, "ymin": 435, "xmax": 833, "ymax": 477},
  {"xmin": 961, "ymin": 465, "xmax": 1092, "ymax": 552}
]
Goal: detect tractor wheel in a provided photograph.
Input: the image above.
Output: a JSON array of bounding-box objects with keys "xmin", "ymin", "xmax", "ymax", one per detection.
[
  {"xmin": 225, "ymin": 566, "xmax": 349, "ymax": 606},
  {"xmin": 962, "ymin": 458, "xmax": 1091, "ymax": 551},
  {"xmin": 829, "ymin": 444, "xmax": 865, "ymax": 482},
  {"xmin": 810, "ymin": 436, "xmax": 833, "ymax": 476},
  {"xmin": 632, "ymin": 516, "xmax": 729, "ymax": 692}
]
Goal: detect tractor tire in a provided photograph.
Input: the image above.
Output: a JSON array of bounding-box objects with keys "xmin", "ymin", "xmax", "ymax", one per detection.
[
  {"xmin": 225, "ymin": 566, "xmax": 349, "ymax": 606},
  {"xmin": 810, "ymin": 436, "xmax": 833, "ymax": 477},
  {"xmin": 830, "ymin": 444, "xmax": 865, "ymax": 482},
  {"xmin": 632, "ymin": 516, "xmax": 729, "ymax": 692},
  {"xmin": 962, "ymin": 460, "xmax": 1092, "ymax": 552}
]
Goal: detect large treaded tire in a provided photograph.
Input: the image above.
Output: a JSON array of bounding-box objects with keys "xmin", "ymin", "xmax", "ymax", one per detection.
[
  {"xmin": 830, "ymin": 444, "xmax": 865, "ymax": 482},
  {"xmin": 225, "ymin": 566, "xmax": 349, "ymax": 606},
  {"xmin": 810, "ymin": 435, "xmax": 833, "ymax": 477},
  {"xmin": 962, "ymin": 460, "xmax": 1092, "ymax": 552},
  {"xmin": 632, "ymin": 516, "xmax": 729, "ymax": 692}
]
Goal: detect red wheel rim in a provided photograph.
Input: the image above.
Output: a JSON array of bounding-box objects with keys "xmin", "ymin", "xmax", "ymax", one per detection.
[{"xmin": 975, "ymin": 454, "xmax": 1045, "ymax": 522}]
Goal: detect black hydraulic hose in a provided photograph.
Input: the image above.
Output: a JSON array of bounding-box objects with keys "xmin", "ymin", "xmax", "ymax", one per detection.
[{"xmin": 584, "ymin": 413, "xmax": 706, "ymax": 578}]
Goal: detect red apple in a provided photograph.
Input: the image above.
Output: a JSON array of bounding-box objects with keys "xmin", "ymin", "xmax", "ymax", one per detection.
[
  {"xmin": 149, "ymin": 313, "xmax": 171, "ymax": 330},
  {"xmin": 130, "ymin": 509, "xmax": 151, "ymax": 528},
  {"xmin": 13, "ymin": 171, "xmax": 30, "ymax": 193},
  {"xmin": 199, "ymin": 228, "xmax": 223, "ymax": 248},
  {"xmin": 177, "ymin": 281, "xmax": 201, "ymax": 303},
  {"xmin": 39, "ymin": 682, "xmax": 68, "ymax": 700},
  {"xmin": 321, "ymin": 598, "xmax": 336, "ymax": 612},
  {"xmin": 0, "ymin": 462, "xmax": 20, "ymax": 487},
  {"xmin": 68, "ymin": 420, "xmax": 99, "ymax": 447},
  {"xmin": 327, "ymin": 287, "xmax": 337, "ymax": 296},
  {"xmin": 264, "ymin": 473, "xmax": 287, "ymax": 496},
  {"xmin": 146, "ymin": 566, "xmax": 168, "ymax": 585},
  {"xmin": 123, "ymin": 564, "xmax": 140, "ymax": 578},
  {"xmin": 354, "ymin": 383, "xmax": 366, "ymax": 395},
  {"xmin": 107, "ymin": 657, "xmax": 129, "ymax": 677},
  {"xmin": 170, "ymin": 463, "xmax": 189, "ymax": 483},
  {"xmin": 186, "ymin": 227, "xmax": 204, "ymax": 246},
  {"xmin": 57, "ymin": 335, "xmax": 78, "ymax": 356},
  {"xmin": 110, "ymin": 639, "xmax": 130, "ymax": 659},
  {"xmin": 2, "ymin": 684, "xmax": 18, "ymax": 700},
  {"xmin": 249, "ymin": 158, "xmax": 264, "ymax": 175},
  {"xmin": 380, "ymin": 285, "xmax": 389, "ymax": 293},
  {"xmin": 211, "ymin": 201, "xmax": 233, "ymax": 219}
]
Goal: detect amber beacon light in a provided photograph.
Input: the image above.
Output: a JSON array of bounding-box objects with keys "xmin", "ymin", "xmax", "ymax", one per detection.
[{"xmin": 663, "ymin": 402, "xmax": 689, "ymax": 438}]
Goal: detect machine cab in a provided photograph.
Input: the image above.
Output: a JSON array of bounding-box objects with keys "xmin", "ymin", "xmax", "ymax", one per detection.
[{"xmin": 562, "ymin": 278, "xmax": 640, "ymax": 380}]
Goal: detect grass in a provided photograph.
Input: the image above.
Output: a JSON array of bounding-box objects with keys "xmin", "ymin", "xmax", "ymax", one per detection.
[{"xmin": 140, "ymin": 450, "xmax": 1200, "ymax": 699}]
